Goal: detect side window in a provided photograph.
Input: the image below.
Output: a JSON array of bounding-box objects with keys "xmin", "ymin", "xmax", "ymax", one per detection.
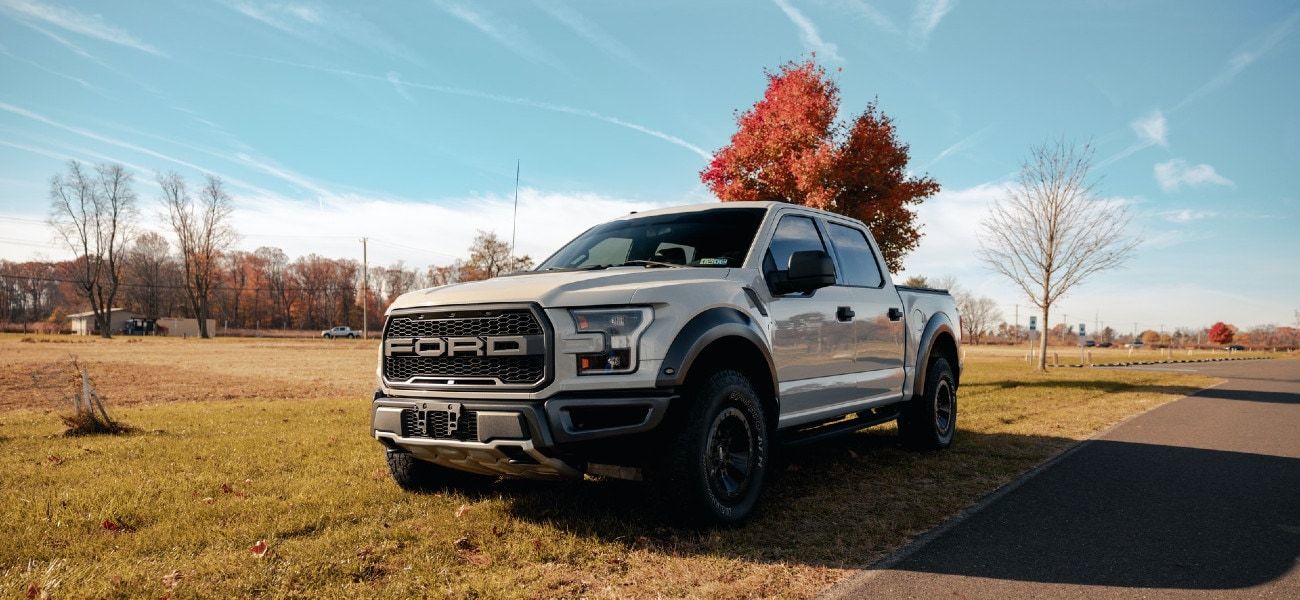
[
  {"xmin": 827, "ymin": 223, "xmax": 884, "ymax": 287},
  {"xmin": 765, "ymin": 215, "xmax": 827, "ymax": 274}
]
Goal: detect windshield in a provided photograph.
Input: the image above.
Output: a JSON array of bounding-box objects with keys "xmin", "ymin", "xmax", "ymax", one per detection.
[{"xmin": 537, "ymin": 207, "xmax": 767, "ymax": 271}]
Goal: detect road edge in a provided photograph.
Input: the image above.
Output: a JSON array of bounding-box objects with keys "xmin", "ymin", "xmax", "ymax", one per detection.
[{"xmin": 818, "ymin": 378, "xmax": 1228, "ymax": 600}]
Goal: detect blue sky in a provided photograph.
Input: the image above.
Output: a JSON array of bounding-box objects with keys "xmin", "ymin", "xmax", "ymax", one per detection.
[{"xmin": 1, "ymin": 0, "xmax": 1297, "ymax": 329}]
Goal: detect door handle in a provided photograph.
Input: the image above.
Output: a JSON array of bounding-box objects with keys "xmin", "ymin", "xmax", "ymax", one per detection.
[
  {"xmin": 836, "ymin": 306, "xmax": 855, "ymax": 322},
  {"xmin": 888, "ymin": 307, "xmax": 903, "ymax": 322}
]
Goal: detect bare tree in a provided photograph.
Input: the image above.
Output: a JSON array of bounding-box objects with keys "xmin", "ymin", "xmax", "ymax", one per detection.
[
  {"xmin": 48, "ymin": 161, "xmax": 136, "ymax": 338},
  {"xmin": 978, "ymin": 140, "xmax": 1136, "ymax": 370},
  {"xmin": 956, "ymin": 295, "xmax": 1001, "ymax": 344},
  {"xmin": 123, "ymin": 231, "xmax": 176, "ymax": 319},
  {"xmin": 459, "ymin": 230, "xmax": 533, "ymax": 280},
  {"xmin": 161, "ymin": 173, "xmax": 236, "ymax": 338}
]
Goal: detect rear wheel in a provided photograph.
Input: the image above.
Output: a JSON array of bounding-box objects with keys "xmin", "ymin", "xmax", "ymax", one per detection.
[
  {"xmin": 385, "ymin": 450, "xmax": 490, "ymax": 492},
  {"xmin": 898, "ymin": 356, "xmax": 957, "ymax": 450},
  {"xmin": 658, "ymin": 370, "xmax": 769, "ymax": 525}
]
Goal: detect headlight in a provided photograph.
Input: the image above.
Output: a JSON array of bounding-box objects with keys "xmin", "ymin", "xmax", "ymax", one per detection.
[{"xmin": 569, "ymin": 307, "xmax": 653, "ymax": 375}]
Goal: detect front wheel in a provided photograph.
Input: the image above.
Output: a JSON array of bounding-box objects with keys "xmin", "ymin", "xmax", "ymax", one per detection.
[
  {"xmin": 898, "ymin": 356, "xmax": 957, "ymax": 450},
  {"xmin": 324, "ymin": 334, "xmax": 332, "ymax": 339},
  {"xmin": 658, "ymin": 370, "xmax": 769, "ymax": 525},
  {"xmin": 385, "ymin": 450, "xmax": 489, "ymax": 492}
]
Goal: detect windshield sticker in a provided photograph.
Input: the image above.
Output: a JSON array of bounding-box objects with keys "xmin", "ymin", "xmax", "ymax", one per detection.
[{"xmin": 698, "ymin": 258, "xmax": 729, "ymax": 266}]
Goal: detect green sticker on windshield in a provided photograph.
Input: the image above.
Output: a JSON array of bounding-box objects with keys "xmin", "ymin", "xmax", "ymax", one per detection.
[{"xmin": 698, "ymin": 258, "xmax": 729, "ymax": 266}]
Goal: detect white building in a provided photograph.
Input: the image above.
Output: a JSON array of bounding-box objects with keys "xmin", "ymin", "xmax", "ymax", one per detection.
[{"xmin": 68, "ymin": 308, "xmax": 139, "ymax": 336}]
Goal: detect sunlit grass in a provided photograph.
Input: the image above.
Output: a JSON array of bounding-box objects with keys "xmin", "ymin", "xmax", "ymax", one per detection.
[{"xmin": 0, "ymin": 336, "xmax": 1229, "ymax": 598}]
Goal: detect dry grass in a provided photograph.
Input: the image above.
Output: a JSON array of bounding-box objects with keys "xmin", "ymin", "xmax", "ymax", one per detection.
[{"xmin": 0, "ymin": 335, "xmax": 1225, "ymax": 598}]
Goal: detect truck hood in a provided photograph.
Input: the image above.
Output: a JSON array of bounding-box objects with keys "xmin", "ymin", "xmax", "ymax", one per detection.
[{"xmin": 387, "ymin": 267, "xmax": 732, "ymax": 311}]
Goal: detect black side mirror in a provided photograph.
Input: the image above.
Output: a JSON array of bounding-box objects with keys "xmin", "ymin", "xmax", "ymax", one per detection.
[{"xmin": 776, "ymin": 250, "xmax": 836, "ymax": 294}]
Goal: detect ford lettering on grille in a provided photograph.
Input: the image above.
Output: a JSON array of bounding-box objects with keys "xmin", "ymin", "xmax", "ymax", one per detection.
[{"xmin": 381, "ymin": 308, "xmax": 549, "ymax": 389}]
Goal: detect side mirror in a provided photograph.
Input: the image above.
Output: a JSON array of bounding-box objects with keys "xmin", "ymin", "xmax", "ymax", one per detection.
[{"xmin": 777, "ymin": 250, "xmax": 836, "ymax": 294}]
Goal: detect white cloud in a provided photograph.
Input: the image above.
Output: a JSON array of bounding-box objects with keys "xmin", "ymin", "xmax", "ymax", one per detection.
[
  {"xmin": 772, "ymin": 0, "xmax": 842, "ymax": 62},
  {"xmin": 1131, "ymin": 110, "xmax": 1167, "ymax": 147},
  {"xmin": 250, "ymin": 56, "xmax": 712, "ymax": 160},
  {"xmin": 900, "ymin": 181, "xmax": 1009, "ymax": 276},
  {"xmin": 386, "ymin": 71, "xmax": 416, "ymax": 104},
  {"xmin": 910, "ymin": 0, "xmax": 954, "ymax": 48},
  {"xmin": 228, "ymin": 188, "xmax": 669, "ymax": 266},
  {"xmin": 1154, "ymin": 159, "xmax": 1233, "ymax": 192},
  {"xmin": 227, "ymin": 2, "xmax": 420, "ymax": 63},
  {"xmin": 534, "ymin": 0, "xmax": 645, "ymax": 70},
  {"xmin": 834, "ymin": 0, "xmax": 900, "ymax": 35},
  {"xmin": 1175, "ymin": 10, "xmax": 1300, "ymax": 111},
  {"xmin": 433, "ymin": 0, "xmax": 568, "ymax": 73},
  {"xmin": 1159, "ymin": 208, "xmax": 1216, "ymax": 223},
  {"xmin": 918, "ymin": 124, "xmax": 991, "ymax": 171},
  {"xmin": 0, "ymin": 101, "xmax": 279, "ymax": 197},
  {"xmin": 0, "ymin": 0, "xmax": 165, "ymax": 56}
]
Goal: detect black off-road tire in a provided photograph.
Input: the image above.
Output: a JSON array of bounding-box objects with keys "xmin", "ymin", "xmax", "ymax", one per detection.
[
  {"xmin": 898, "ymin": 356, "xmax": 957, "ymax": 450},
  {"xmin": 385, "ymin": 450, "xmax": 488, "ymax": 492},
  {"xmin": 659, "ymin": 370, "xmax": 769, "ymax": 525}
]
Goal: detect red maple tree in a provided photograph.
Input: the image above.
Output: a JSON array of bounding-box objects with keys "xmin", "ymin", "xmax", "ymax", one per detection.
[
  {"xmin": 701, "ymin": 59, "xmax": 939, "ymax": 272},
  {"xmin": 1208, "ymin": 322, "xmax": 1235, "ymax": 345}
]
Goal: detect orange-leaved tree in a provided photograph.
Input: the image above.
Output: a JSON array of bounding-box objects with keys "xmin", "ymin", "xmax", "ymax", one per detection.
[
  {"xmin": 700, "ymin": 58, "xmax": 939, "ymax": 272},
  {"xmin": 1208, "ymin": 322, "xmax": 1234, "ymax": 345}
]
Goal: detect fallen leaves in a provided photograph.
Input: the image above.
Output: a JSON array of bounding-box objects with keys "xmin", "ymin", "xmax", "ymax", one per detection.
[
  {"xmin": 100, "ymin": 518, "xmax": 134, "ymax": 533},
  {"xmin": 249, "ymin": 539, "xmax": 268, "ymax": 558},
  {"xmin": 161, "ymin": 570, "xmax": 183, "ymax": 590},
  {"xmin": 453, "ymin": 536, "xmax": 490, "ymax": 566}
]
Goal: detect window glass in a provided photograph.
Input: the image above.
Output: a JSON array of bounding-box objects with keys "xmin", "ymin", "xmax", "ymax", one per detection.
[
  {"xmin": 538, "ymin": 208, "xmax": 765, "ymax": 270},
  {"xmin": 827, "ymin": 222, "xmax": 884, "ymax": 287},
  {"xmin": 582, "ymin": 237, "xmax": 633, "ymax": 267},
  {"xmin": 765, "ymin": 215, "xmax": 826, "ymax": 273}
]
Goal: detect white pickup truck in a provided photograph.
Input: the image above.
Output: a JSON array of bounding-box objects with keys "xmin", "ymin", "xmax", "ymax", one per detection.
[{"xmin": 371, "ymin": 201, "xmax": 961, "ymax": 523}]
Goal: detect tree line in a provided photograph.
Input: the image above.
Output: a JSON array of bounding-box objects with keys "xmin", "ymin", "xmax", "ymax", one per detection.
[{"xmin": 0, "ymin": 160, "xmax": 531, "ymax": 337}]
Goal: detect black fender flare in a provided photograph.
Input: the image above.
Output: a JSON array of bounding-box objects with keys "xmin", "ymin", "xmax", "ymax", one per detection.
[
  {"xmin": 914, "ymin": 311, "xmax": 959, "ymax": 399},
  {"xmin": 655, "ymin": 307, "xmax": 777, "ymax": 396}
]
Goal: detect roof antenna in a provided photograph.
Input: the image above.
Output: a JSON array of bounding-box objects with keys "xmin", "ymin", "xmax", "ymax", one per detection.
[{"xmin": 510, "ymin": 159, "xmax": 520, "ymax": 264}]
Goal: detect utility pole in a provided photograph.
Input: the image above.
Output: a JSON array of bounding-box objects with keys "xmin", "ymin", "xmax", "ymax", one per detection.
[
  {"xmin": 1063, "ymin": 313, "xmax": 1069, "ymax": 341},
  {"xmin": 362, "ymin": 237, "xmax": 368, "ymax": 340},
  {"xmin": 510, "ymin": 159, "xmax": 520, "ymax": 264},
  {"xmin": 1014, "ymin": 304, "xmax": 1019, "ymax": 343}
]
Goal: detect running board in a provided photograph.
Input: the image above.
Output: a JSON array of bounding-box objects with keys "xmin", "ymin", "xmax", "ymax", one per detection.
[{"xmin": 780, "ymin": 405, "xmax": 901, "ymax": 447}]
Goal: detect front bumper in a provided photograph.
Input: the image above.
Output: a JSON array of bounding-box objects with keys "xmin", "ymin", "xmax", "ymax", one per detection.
[{"xmin": 371, "ymin": 390, "xmax": 674, "ymax": 479}]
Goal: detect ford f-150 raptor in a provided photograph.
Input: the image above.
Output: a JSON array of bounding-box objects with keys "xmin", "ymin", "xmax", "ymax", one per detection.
[{"xmin": 371, "ymin": 201, "xmax": 961, "ymax": 523}]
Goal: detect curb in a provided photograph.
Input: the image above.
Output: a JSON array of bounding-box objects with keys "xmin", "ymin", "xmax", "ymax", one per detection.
[
  {"xmin": 1049, "ymin": 356, "xmax": 1273, "ymax": 369},
  {"xmin": 818, "ymin": 378, "xmax": 1228, "ymax": 600}
]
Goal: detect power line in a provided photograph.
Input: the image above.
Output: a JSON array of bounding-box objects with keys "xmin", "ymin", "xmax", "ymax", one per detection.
[{"xmin": 0, "ymin": 272, "xmax": 372, "ymax": 294}]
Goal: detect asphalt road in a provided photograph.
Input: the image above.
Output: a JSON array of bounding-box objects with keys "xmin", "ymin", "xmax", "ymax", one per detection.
[{"xmin": 825, "ymin": 359, "xmax": 1300, "ymax": 599}]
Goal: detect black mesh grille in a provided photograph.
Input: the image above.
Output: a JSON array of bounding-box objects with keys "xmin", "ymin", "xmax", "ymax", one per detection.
[
  {"xmin": 382, "ymin": 308, "xmax": 548, "ymax": 387},
  {"xmin": 384, "ymin": 355, "xmax": 545, "ymax": 384},
  {"xmin": 400, "ymin": 409, "xmax": 479, "ymax": 441},
  {"xmin": 386, "ymin": 311, "xmax": 542, "ymax": 338}
]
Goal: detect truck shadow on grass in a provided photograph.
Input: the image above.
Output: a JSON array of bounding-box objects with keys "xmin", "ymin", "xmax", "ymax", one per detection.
[
  {"xmin": 492, "ymin": 425, "xmax": 1299, "ymax": 592},
  {"xmin": 984, "ymin": 378, "xmax": 1300, "ymax": 405}
]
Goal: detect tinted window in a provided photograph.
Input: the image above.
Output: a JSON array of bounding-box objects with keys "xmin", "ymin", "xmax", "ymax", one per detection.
[
  {"xmin": 827, "ymin": 223, "xmax": 883, "ymax": 287},
  {"xmin": 538, "ymin": 208, "xmax": 766, "ymax": 270},
  {"xmin": 765, "ymin": 215, "xmax": 827, "ymax": 273}
]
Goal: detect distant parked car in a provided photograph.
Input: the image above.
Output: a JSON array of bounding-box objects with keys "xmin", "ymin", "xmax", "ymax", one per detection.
[
  {"xmin": 322, "ymin": 326, "xmax": 360, "ymax": 339},
  {"xmin": 1125, "ymin": 340, "xmax": 1144, "ymax": 349},
  {"xmin": 1098, "ymin": 342, "xmax": 1113, "ymax": 348},
  {"xmin": 1084, "ymin": 340, "xmax": 1097, "ymax": 347},
  {"xmin": 1225, "ymin": 344, "xmax": 1246, "ymax": 351}
]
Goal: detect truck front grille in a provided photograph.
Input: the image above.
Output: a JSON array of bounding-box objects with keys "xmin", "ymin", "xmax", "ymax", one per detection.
[{"xmin": 381, "ymin": 306, "xmax": 550, "ymax": 390}]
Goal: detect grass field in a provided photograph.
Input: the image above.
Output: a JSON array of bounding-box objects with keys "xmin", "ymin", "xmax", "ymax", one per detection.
[{"xmin": 0, "ymin": 334, "xmax": 1240, "ymax": 598}]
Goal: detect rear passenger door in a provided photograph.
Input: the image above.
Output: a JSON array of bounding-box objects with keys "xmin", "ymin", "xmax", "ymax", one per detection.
[{"xmin": 824, "ymin": 221, "xmax": 905, "ymax": 403}]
